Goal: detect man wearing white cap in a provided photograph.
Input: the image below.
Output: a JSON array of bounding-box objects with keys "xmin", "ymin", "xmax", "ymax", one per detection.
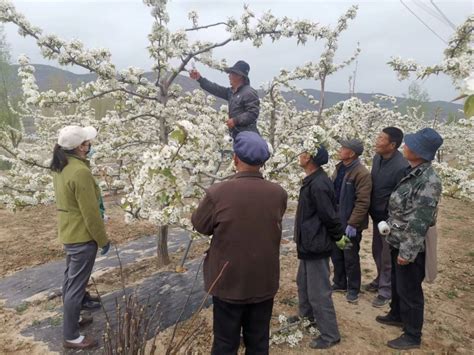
[{"xmin": 50, "ymin": 125, "xmax": 110, "ymax": 349}]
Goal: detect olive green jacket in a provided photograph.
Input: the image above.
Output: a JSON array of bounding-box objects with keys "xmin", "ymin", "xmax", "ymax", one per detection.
[{"xmin": 53, "ymin": 155, "xmax": 108, "ymax": 247}]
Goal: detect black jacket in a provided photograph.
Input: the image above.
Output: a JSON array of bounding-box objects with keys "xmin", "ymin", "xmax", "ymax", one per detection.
[
  {"xmin": 370, "ymin": 151, "xmax": 409, "ymax": 223},
  {"xmin": 197, "ymin": 77, "xmax": 260, "ymax": 138},
  {"xmin": 294, "ymin": 168, "xmax": 344, "ymax": 260}
]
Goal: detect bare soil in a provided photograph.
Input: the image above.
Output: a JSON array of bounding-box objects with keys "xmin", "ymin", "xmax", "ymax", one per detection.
[
  {"xmin": 0, "ymin": 197, "xmax": 156, "ymax": 277},
  {"xmin": 154, "ymin": 197, "xmax": 474, "ymax": 354},
  {"xmin": 0, "ymin": 197, "xmax": 472, "ymax": 354}
]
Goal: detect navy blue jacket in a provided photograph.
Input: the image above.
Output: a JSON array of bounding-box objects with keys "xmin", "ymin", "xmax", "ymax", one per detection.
[
  {"xmin": 197, "ymin": 77, "xmax": 260, "ymax": 138},
  {"xmin": 294, "ymin": 168, "xmax": 344, "ymax": 260},
  {"xmin": 332, "ymin": 159, "xmax": 372, "ymax": 231}
]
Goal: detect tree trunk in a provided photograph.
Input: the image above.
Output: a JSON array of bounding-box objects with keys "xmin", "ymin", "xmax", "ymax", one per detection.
[
  {"xmin": 269, "ymin": 85, "xmax": 277, "ymax": 149},
  {"xmin": 157, "ymin": 225, "xmax": 170, "ymax": 266},
  {"xmin": 318, "ymin": 76, "xmax": 326, "ymax": 124}
]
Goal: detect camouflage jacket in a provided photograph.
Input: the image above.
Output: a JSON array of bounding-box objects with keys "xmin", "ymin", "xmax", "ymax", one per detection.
[{"xmin": 386, "ymin": 162, "xmax": 441, "ymax": 262}]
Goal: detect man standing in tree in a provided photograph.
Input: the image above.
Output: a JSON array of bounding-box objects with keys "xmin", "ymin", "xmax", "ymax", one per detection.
[
  {"xmin": 192, "ymin": 131, "xmax": 287, "ymax": 355},
  {"xmin": 189, "ymin": 60, "xmax": 260, "ymax": 138}
]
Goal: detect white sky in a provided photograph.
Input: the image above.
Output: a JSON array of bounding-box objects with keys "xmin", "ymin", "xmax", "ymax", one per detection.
[{"xmin": 4, "ymin": 0, "xmax": 473, "ymax": 100}]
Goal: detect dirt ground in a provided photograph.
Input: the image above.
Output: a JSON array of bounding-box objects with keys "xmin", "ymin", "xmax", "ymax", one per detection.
[
  {"xmin": 0, "ymin": 197, "xmax": 473, "ymax": 354},
  {"xmin": 0, "ymin": 196, "xmax": 156, "ymax": 277},
  {"xmin": 154, "ymin": 197, "xmax": 474, "ymax": 354}
]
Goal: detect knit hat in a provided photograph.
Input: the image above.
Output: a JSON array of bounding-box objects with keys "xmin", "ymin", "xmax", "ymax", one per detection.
[
  {"xmin": 404, "ymin": 128, "xmax": 443, "ymax": 161},
  {"xmin": 311, "ymin": 145, "xmax": 329, "ymax": 166}
]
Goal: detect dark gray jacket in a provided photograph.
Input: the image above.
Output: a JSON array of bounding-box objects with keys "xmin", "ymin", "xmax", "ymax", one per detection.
[
  {"xmin": 197, "ymin": 77, "xmax": 260, "ymax": 137},
  {"xmin": 294, "ymin": 169, "xmax": 344, "ymax": 260},
  {"xmin": 370, "ymin": 151, "xmax": 409, "ymax": 223}
]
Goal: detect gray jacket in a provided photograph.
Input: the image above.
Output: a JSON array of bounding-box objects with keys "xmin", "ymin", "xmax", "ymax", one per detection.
[
  {"xmin": 198, "ymin": 77, "xmax": 260, "ymax": 137},
  {"xmin": 370, "ymin": 151, "xmax": 410, "ymax": 223}
]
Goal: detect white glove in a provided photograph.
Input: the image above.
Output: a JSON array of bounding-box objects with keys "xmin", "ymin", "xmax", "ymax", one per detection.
[{"xmin": 378, "ymin": 221, "xmax": 391, "ymax": 236}]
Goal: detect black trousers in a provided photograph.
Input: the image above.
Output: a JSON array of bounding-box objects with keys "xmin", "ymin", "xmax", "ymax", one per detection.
[
  {"xmin": 331, "ymin": 233, "xmax": 362, "ymax": 293},
  {"xmin": 211, "ymin": 296, "xmax": 274, "ymax": 355},
  {"xmin": 389, "ymin": 248, "xmax": 425, "ymax": 342}
]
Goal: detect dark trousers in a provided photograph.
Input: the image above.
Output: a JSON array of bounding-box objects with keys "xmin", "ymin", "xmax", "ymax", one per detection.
[
  {"xmin": 389, "ymin": 248, "xmax": 425, "ymax": 342},
  {"xmin": 62, "ymin": 241, "xmax": 97, "ymax": 340},
  {"xmin": 211, "ymin": 296, "xmax": 273, "ymax": 355},
  {"xmin": 331, "ymin": 233, "xmax": 362, "ymax": 293},
  {"xmin": 297, "ymin": 258, "xmax": 340, "ymax": 343},
  {"xmin": 371, "ymin": 223, "xmax": 392, "ymax": 299}
]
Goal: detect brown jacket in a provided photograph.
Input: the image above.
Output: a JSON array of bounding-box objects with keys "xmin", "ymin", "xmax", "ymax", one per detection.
[
  {"xmin": 332, "ymin": 160, "xmax": 372, "ymax": 231},
  {"xmin": 191, "ymin": 171, "xmax": 288, "ymax": 303}
]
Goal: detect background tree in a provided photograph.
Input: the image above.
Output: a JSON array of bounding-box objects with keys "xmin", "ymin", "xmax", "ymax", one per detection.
[
  {"xmin": 0, "ymin": 0, "xmax": 340, "ymax": 265},
  {"xmin": 0, "ymin": 23, "xmax": 20, "ymax": 169}
]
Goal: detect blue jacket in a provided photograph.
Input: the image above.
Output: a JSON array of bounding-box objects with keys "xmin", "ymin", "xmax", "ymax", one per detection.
[
  {"xmin": 197, "ymin": 77, "xmax": 260, "ymax": 138},
  {"xmin": 332, "ymin": 159, "xmax": 372, "ymax": 231}
]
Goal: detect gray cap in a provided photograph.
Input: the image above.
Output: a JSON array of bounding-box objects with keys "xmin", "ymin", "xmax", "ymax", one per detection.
[{"xmin": 339, "ymin": 138, "xmax": 364, "ymax": 156}]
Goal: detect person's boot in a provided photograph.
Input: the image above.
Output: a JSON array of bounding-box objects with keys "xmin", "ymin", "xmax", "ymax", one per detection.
[
  {"xmin": 387, "ymin": 334, "xmax": 421, "ymax": 350},
  {"xmin": 376, "ymin": 313, "xmax": 403, "ymax": 327}
]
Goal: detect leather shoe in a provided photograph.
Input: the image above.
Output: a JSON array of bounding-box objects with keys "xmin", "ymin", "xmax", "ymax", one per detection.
[
  {"xmin": 376, "ymin": 313, "xmax": 403, "ymax": 327},
  {"xmin": 81, "ymin": 299, "xmax": 101, "ymax": 310},
  {"xmin": 84, "ymin": 291, "xmax": 100, "ymax": 303},
  {"xmin": 364, "ymin": 282, "xmax": 378, "ymax": 293},
  {"xmin": 387, "ymin": 334, "xmax": 421, "ymax": 350},
  {"xmin": 331, "ymin": 284, "xmax": 347, "ymax": 293},
  {"xmin": 63, "ymin": 335, "xmax": 98, "ymax": 349}
]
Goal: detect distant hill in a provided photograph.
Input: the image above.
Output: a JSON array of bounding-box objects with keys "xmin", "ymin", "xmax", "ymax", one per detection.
[{"xmin": 10, "ymin": 64, "xmax": 463, "ymax": 119}]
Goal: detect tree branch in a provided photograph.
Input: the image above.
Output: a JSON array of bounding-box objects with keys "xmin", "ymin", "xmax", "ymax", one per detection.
[
  {"xmin": 0, "ymin": 144, "xmax": 50, "ymax": 169},
  {"xmin": 165, "ymin": 38, "xmax": 232, "ymax": 88},
  {"xmin": 184, "ymin": 22, "xmax": 229, "ymax": 31},
  {"xmin": 269, "ymin": 151, "xmax": 304, "ymax": 174},
  {"xmin": 199, "ymin": 170, "xmax": 234, "ymax": 181}
]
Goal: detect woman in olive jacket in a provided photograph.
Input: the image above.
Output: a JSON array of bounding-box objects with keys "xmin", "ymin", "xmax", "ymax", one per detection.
[{"xmin": 51, "ymin": 126, "xmax": 109, "ymax": 350}]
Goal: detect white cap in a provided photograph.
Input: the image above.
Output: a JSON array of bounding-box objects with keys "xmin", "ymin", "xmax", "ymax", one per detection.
[{"xmin": 58, "ymin": 125, "xmax": 97, "ymax": 150}]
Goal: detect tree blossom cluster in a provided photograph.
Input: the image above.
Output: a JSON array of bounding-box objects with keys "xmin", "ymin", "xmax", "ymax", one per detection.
[
  {"xmin": 388, "ymin": 15, "xmax": 473, "ymax": 91},
  {"xmin": 0, "ymin": 0, "xmax": 472, "ymax": 229},
  {"xmin": 270, "ymin": 314, "xmax": 319, "ymax": 348}
]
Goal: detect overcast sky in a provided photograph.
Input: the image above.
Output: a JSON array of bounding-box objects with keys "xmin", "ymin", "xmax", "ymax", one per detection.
[{"xmin": 3, "ymin": 0, "xmax": 473, "ymax": 101}]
